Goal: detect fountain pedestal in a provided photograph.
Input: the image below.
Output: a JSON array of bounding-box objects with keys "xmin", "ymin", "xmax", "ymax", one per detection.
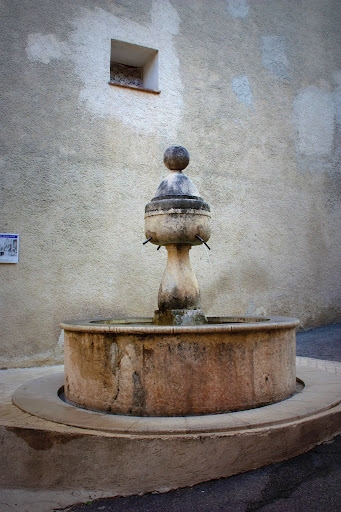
[
  {"xmin": 144, "ymin": 146, "xmax": 211, "ymax": 326},
  {"xmin": 158, "ymin": 244, "xmax": 199, "ymax": 311},
  {"xmin": 154, "ymin": 244, "xmax": 207, "ymax": 325}
]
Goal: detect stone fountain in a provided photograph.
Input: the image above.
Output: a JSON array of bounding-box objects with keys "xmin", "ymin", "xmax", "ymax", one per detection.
[
  {"xmin": 61, "ymin": 146, "xmax": 298, "ymax": 417},
  {"xmin": 8, "ymin": 146, "xmax": 341, "ymax": 501}
]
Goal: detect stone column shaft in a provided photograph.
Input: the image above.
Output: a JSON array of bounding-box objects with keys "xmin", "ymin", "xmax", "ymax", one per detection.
[{"xmin": 158, "ymin": 244, "xmax": 200, "ymax": 311}]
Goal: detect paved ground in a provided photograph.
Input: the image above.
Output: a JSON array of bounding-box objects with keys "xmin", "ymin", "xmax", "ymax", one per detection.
[
  {"xmin": 296, "ymin": 322, "xmax": 341, "ymax": 362},
  {"xmin": 65, "ymin": 323, "xmax": 341, "ymax": 512}
]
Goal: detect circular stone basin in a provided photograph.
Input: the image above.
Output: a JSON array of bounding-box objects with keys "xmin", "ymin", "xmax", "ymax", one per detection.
[
  {"xmin": 89, "ymin": 316, "xmax": 271, "ymax": 325},
  {"xmin": 61, "ymin": 316, "xmax": 299, "ymax": 417}
]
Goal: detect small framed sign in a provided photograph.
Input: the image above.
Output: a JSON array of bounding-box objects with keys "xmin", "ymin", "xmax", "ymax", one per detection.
[{"xmin": 0, "ymin": 234, "xmax": 19, "ymax": 263}]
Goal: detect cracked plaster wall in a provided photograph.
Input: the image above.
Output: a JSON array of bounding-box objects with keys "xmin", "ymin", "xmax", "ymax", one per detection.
[{"xmin": 0, "ymin": 0, "xmax": 340, "ymax": 367}]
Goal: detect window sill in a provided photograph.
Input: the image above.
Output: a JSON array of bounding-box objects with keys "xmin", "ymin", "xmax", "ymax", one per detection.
[{"xmin": 108, "ymin": 81, "xmax": 160, "ymax": 94}]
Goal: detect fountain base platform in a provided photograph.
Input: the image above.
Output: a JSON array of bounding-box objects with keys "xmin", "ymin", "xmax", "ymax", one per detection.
[{"xmin": 2, "ymin": 359, "xmax": 340, "ymax": 503}]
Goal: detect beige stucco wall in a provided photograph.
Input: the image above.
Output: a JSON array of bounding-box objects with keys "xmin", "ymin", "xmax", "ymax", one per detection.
[{"xmin": 1, "ymin": 0, "xmax": 340, "ymax": 368}]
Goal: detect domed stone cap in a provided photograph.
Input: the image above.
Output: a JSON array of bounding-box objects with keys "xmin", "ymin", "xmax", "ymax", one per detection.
[
  {"xmin": 145, "ymin": 146, "xmax": 210, "ymax": 213},
  {"xmin": 153, "ymin": 173, "xmax": 201, "ymax": 200}
]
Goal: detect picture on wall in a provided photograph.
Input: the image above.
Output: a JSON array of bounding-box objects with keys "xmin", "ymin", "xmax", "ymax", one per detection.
[{"xmin": 0, "ymin": 234, "xmax": 19, "ymax": 263}]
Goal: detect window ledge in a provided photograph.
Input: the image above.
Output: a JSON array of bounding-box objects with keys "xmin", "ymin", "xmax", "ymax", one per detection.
[{"xmin": 108, "ymin": 81, "xmax": 160, "ymax": 94}]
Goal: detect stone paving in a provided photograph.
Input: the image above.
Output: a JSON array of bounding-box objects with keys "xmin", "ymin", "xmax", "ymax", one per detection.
[{"xmin": 296, "ymin": 356, "xmax": 341, "ymax": 374}]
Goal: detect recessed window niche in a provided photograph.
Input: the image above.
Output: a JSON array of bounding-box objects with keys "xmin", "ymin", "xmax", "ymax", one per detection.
[{"xmin": 109, "ymin": 40, "xmax": 160, "ymax": 94}]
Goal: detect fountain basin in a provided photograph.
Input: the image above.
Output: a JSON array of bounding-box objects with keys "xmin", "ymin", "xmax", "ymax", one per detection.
[
  {"xmin": 61, "ymin": 316, "xmax": 299, "ymax": 416},
  {"xmin": 144, "ymin": 207, "xmax": 211, "ymax": 246}
]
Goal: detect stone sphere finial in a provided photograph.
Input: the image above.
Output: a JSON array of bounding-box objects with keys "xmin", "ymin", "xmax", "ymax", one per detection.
[{"xmin": 163, "ymin": 146, "xmax": 190, "ymax": 172}]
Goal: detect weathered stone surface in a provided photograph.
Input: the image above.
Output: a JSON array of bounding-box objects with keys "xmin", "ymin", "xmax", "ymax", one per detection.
[
  {"xmin": 63, "ymin": 317, "xmax": 298, "ymax": 416},
  {"xmin": 157, "ymin": 244, "xmax": 200, "ymax": 311},
  {"xmin": 144, "ymin": 210, "xmax": 211, "ymax": 246},
  {"xmin": 144, "ymin": 145, "xmax": 211, "ymax": 248},
  {"xmin": 152, "ymin": 171, "xmax": 200, "ymax": 199},
  {"xmin": 163, "ymin": 146, "xmax": 190, "ymax": 171},
  {"xmin": 3, "ymin": 358, "xmax": 340, "ymax": 501},
  {"xmin": 153, "ymin": 308, "xmax": 207, "ymax": 326},
  {"xmin": 144, "ymin": 146, "xmax": 210, "ymax": 316}
]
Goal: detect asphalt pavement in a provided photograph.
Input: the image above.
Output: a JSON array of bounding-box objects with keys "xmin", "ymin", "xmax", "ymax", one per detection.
[{"xmin": 66, "ymin": 323, "xmax": 341, "ymax": 512}]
